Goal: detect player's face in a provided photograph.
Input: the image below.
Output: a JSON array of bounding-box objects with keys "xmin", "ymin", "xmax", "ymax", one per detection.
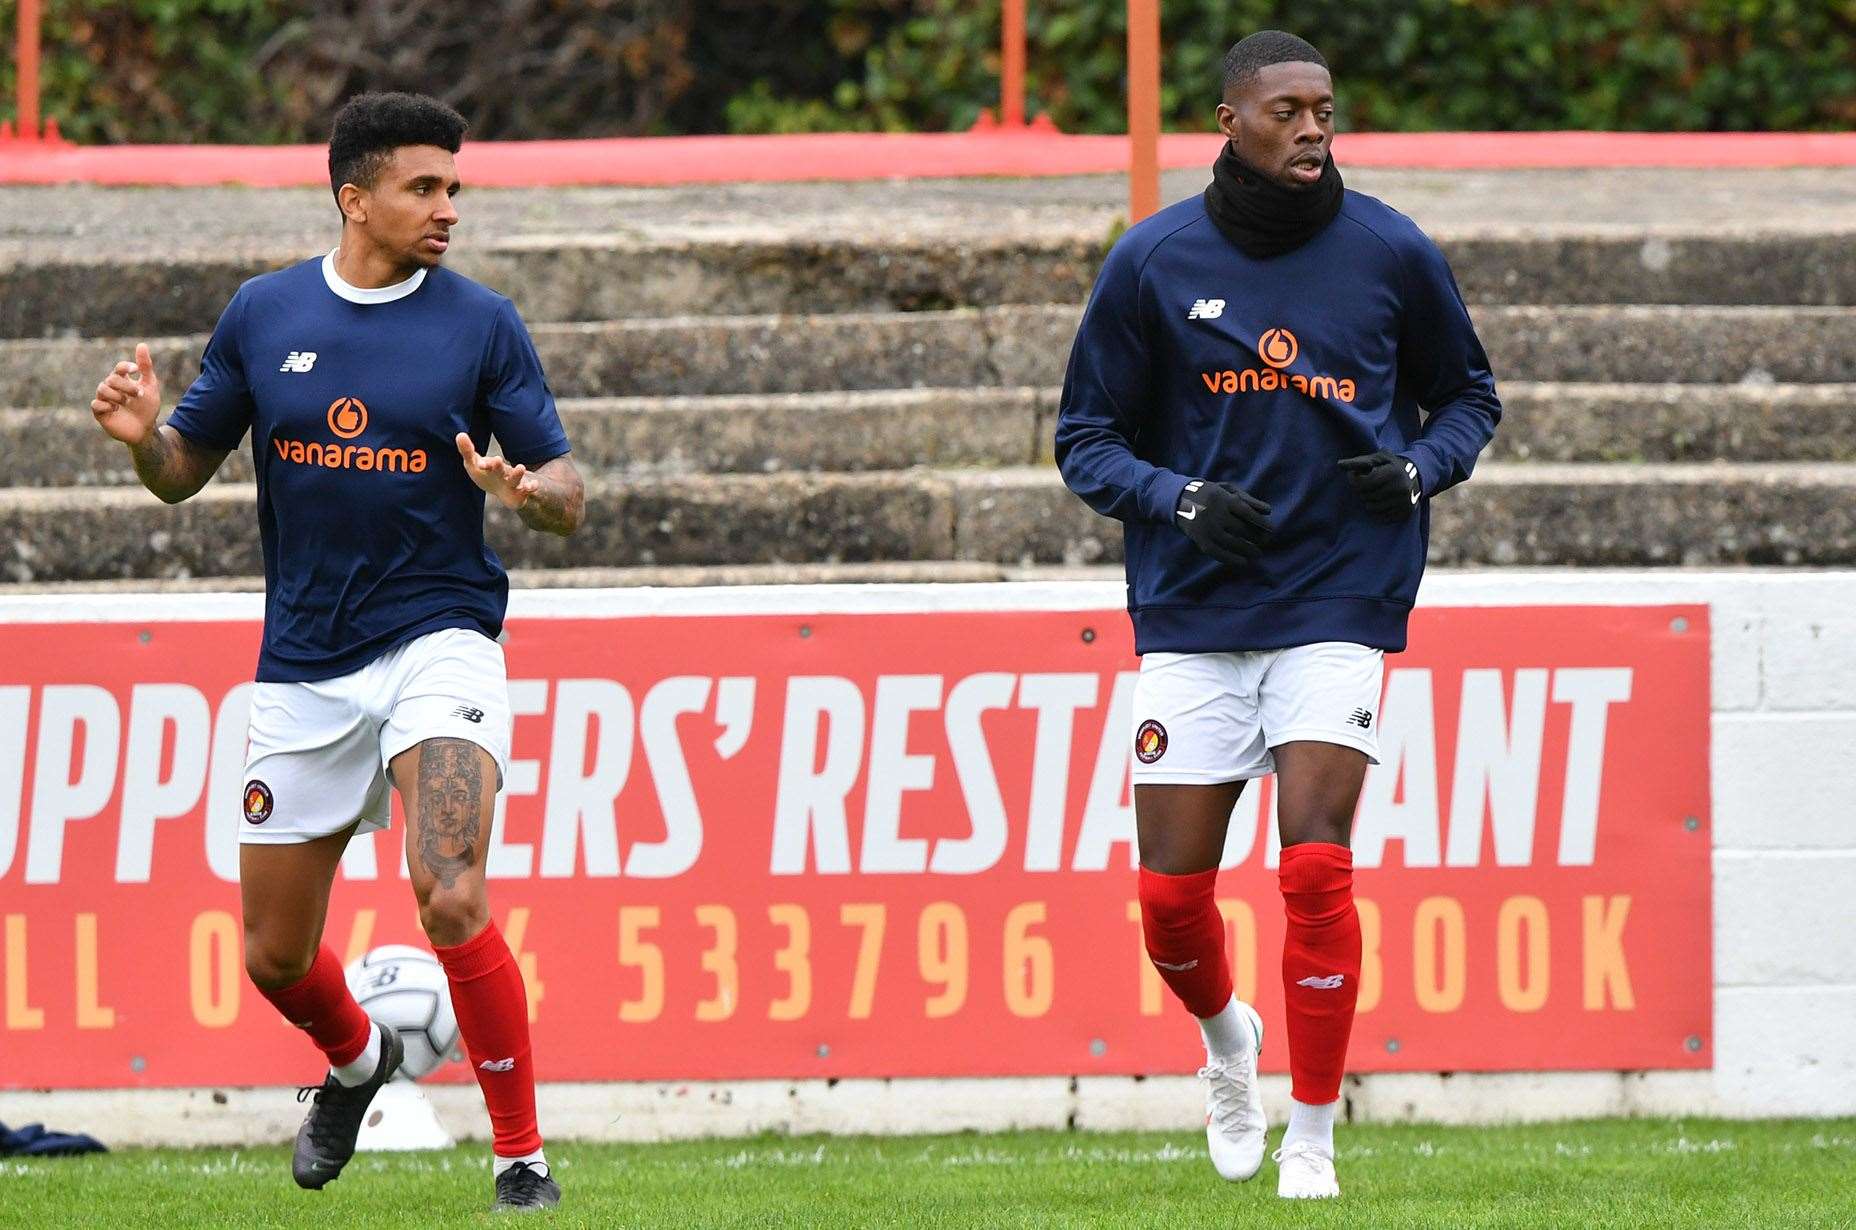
[
  {"xmin": 360, "ymin": 145, "xmax": 462, "ymax": 269},
  {"xmin": 1216, "ymin": 62, "xmax": 1335, "ymax": 190}
]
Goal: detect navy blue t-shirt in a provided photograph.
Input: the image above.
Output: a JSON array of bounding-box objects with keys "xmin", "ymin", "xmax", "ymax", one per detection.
[
  {"xmin": 1054, "ymin": 190, "xmax": 1502, "ymax": 655},
  {"xmin": 169, "ymin": 255, "xmax": 570, "ymax": 682}
]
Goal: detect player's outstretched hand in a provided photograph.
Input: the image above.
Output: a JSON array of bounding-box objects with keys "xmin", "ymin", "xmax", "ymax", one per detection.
[
  {"xmin": 456, "ymin": 433, "xmax": 541, "ymax": 510},
  {"xmin": 1338, "ymin": 451, "xmax": 1423, "ymax": 520},
  {"xmin": 91, "ymin": 343, "xmax": 161, "ymax": 447},
  {"xmin": 1175, "ymin": 478, "xmax": 1271, "ymax": 567}
]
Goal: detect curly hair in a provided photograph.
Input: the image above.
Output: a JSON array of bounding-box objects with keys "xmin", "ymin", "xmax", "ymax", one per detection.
[{"xmin": 328, "ymin": 92, "xmax": 468, "ymax": 202}]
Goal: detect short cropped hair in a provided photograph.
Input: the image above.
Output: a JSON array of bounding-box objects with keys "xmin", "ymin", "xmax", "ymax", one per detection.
[
  {"xmin": 1222, "ymin": 31, "xmax": 1329, "ymax": 98},
  {"xmin": 328, "ymin": 92, "xmax": 467, "ymax": 202}
]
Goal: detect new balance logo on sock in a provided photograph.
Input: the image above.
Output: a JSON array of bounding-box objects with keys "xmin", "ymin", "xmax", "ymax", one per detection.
[
  {"xmin": 479, "ymin": 1057, "xmax": 516, "ymax": 1072},
  {"xmin": 1154, "ymin": 958, "xmax": 1200, "ymax": 972},
  {"xmin": 1296, "ymin": 974, "xmax": 1346, "ymax": 989}
]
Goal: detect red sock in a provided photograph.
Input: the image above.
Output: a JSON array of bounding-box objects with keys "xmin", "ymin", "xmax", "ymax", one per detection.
[
  {"xmin": 434, "ymin": 921, "xmax": 542, "ymax": 1158},
  {"xmin": 1279, "ymin": 842, "xmax": 1362, "ymax": 1104},
  {"xmin": 257, "ymin": 945, "xmax": 373, "ymax": 1068},
  {"xmin": 1137, "ymin": 865, "xmax": 1234, "ymax": 1018}
]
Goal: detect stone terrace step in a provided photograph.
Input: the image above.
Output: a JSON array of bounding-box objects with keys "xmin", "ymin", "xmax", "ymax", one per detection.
[
  {"xmin": 0, "ymin": 560, "xmax": 1026, "ymax": 594},
  {"xmin": 952, "ymin": 464, "xmax": 1856, "ymax": 568},
  {"xmin": 8, "ymin": 305, "xmax": 1856, "ymax": 409},
  {"xmin": 6, "ymin": 463, "xmax": 1854, "ymax": 583},
  {"xmin": 6, "ymin": 231, "xmax": 1853, "ymax": 339},
  {"xmin": 14, "ymin": 383, "xmax": 1856, "ymax": 488}
]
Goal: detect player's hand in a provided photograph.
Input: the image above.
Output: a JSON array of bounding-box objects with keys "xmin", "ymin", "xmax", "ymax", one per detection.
[
  {"xmin": 456, "ymin": 433, "xmax": 541, "ymax": 510},
  {"xmin": 1175, "ymin": 479, "xmax": 1271, "ymax": 566},
  {"xmin": 91, "ymin": 343, "xmax": 161, "ymax": 447},
  {"xmin": 1338, "ymin": 451, "xmax": 1423, "ymax": 520}
]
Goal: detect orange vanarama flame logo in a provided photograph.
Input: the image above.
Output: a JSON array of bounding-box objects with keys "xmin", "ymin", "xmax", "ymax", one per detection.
[
  {"xmin": 1258, "ymin": 327, "xmax": 1298, "ymax": 368},
  {"xmin": 1200, "ymin": 325, "xmax": 1357, "ymax": 403},
  {"xmin": 327, "ymin": 397, "xmax": 368, "ymax": 439},
  {"xmin": 272, "ymin": 395, "xmax": 427, "ymax": 473}
]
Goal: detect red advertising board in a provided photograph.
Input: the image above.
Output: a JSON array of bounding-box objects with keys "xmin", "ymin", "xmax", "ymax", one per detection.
[{"xmin": 0, "ymin": 598, "xmax": 1710, "ymax": 1089}]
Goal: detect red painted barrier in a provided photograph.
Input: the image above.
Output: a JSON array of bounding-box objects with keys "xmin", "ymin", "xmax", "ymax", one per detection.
[{"xmin": 3, "ymin": 129, "xmax": 1849, "ymax": 188}]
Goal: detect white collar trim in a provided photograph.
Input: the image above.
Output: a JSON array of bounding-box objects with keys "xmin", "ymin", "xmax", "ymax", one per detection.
[{"xmin": 321, "ymin": 249, "xmax": 427, "ymax": 304}]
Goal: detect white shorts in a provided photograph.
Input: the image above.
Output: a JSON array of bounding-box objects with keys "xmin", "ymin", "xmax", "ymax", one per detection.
[
  {"xmin": 1131, "ymin": 642, "xmax": 1384, "ymax": 785},
  {"xmin": 240, "ymin": 627, "xmax": 512, "ymax": 845}
]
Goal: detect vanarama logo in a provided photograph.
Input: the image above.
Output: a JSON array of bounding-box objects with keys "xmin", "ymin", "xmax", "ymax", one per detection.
[
  {"xmin": 1200, "ymin": 326, "xmax": 1358, "ymax": 403},
  {"xmin": 271, "ymin": 397, "xmax": 428, "ymax": 473},
  {"xmin": 327, "ymin": 396, "xmax": 368, "ymax": 439}
]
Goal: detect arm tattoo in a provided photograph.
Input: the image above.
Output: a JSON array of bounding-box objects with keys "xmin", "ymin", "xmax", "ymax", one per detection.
[
  {"xmin": 129, "ymin": 425, "xmax": 226, "ymax": 504},
  {"xmin": 516, "ymin": 456, "xmax": 585, "ymax": 536},
  {"xmin": 415, "ymin": 738, "xmax": 484, "ymax": 890}
]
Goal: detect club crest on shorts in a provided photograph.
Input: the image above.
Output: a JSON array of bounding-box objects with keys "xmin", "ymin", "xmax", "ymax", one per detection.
[
  {"xmin": 242, "ymin": 779, "xmax": 274, "ymax": 824},
  {"xmin": 1134, "ymin": 719, "xmax": 1169, "ymax": 764}
]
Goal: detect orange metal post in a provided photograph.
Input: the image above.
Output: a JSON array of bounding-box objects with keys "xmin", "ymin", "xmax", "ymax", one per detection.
[
  {"xmin": 17, "ymin": 0, "xmax": 42, "ymax": 137},
  {"xmin": 1126, "ymin": 0, "xmax": 1160, "ymax": 221},
  {"xmin": 1001, "ymin": 0, "xmax": 1027, "ymax": 129}
]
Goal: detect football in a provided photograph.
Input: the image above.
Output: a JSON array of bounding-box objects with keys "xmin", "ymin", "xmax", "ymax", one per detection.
[{"xmin": 344, "ymin": 945, "xmax": 462, "ymax": 1081}]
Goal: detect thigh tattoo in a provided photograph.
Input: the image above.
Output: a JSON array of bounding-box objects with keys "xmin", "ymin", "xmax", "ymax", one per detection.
[{"xmin": 416, "ymin": 738, "xmax": 483, "ymax": 889}]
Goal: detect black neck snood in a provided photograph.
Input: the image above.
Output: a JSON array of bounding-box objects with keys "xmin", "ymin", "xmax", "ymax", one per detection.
[{"xmin": 1202, "ymin": 141, "xmax": 1344, "ymax": 259}]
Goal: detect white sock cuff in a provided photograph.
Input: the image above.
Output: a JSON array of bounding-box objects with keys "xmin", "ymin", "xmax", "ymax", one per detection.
[
  {"xmin": 1284, "ymin": 1097, "xmax": 1339, "ymax": 1150},
  {"xmin": 494, "ymin": 1148, "xmax": 548, "ymax": 1179},
  {"xmin": 330, "ymin": 1021, "xmax": 382, "ymax": 1088},
  {"xmin": 1197, "ymin": 995, "xmax": 1254, "ymax": 1059}
]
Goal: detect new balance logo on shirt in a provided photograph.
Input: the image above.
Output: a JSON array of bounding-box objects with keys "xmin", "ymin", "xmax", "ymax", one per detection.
[
  {"xmin": 1187, "ymin": 298, "xmax": 1226, "ymax": 320},
  {"xmin": 452, "ymin": 705, "xmax": 485, "ymax": 724},
  {"xmin": 1347, "ymin": 708, "xmax": 1374, "ymax": 729},
  {"xmin": 279, "ymin": 351, "xmax": 318, "ymax": 373},
  {"xmin": 1296, "ymin": 974, "xmax": 1346, "ymax": 990}
]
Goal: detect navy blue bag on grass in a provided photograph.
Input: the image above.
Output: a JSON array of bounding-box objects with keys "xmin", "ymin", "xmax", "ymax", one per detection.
[{"xmin": 0, "ymin": 1121, "xmax": 106, "ymax": 1157}]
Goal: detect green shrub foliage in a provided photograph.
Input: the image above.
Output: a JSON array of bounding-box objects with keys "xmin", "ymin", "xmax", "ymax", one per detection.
[{"xmin": 3, "ymin": 0, "xmax": 1850, "ymax": 142}]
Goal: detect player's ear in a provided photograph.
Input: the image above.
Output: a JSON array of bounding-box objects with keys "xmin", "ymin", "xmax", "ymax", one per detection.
[
  {"xmin": 1214, "ymin": 101, "xmax": 1241, "ymax": 140},
  {"xmin": 338, "ymin": 181, "xmax": 368, "ymax": 225}
]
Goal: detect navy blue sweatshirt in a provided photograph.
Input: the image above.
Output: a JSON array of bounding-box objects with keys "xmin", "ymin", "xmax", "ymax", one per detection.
[{"xmin": 1054, "ymin": 190, "xmax": 1501, "ymax": 655}]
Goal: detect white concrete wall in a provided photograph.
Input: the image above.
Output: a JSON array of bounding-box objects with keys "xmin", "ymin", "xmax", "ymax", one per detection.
[{"xmin": 1, "ymin": 571, "xmax": 1850, "ymax": 1144}]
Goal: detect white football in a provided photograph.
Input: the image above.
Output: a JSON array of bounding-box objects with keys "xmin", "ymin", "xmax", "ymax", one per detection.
[{"xmin": 344, "ymin": 944, "xmax": 462, "ymax": 1082}]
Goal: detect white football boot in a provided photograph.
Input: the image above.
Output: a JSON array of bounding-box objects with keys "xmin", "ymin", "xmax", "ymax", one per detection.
[
  {"xmin": 1199, "ymin": 1001, "xmax": 1266, "ymax": 1181},
  {"xmin": 1274, "ymin": 1139, "xmax": 1340, "ymax": 1199}
]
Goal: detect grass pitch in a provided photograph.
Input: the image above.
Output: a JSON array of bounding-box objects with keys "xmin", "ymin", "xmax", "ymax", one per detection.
[{"xmin": 3, "ymin": 1118, "xmax": 1851, "ymax": 1228}]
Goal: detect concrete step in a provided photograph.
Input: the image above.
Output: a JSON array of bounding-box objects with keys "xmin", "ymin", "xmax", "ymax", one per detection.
[
  {"xmin": 1492, "ymin": 382, "xmax": 1856, "ymax": 462},
  {"xmin": 17, "ymin": 382, "xmax": 1856, "ymax": 490},
  {"xmin": 951, "ymin": 463, "xmax": 1856, "ymax": 569},
  {"xmin": 12, "ymin": 389, "xmax": 1048, "ymax": 487},
  {"xmin": 6, "ymin": 231, "xmax": 1853, "ymax": 339},
  {"xmin": 0, "ymin": 560, "xmax": 1026, "ymax": 594},
  {"xmin": 8, "ymin": 305, "xmax": 1856, "ymax": 409},
  {"xmin": 6, "ymin": 463, "xmax": 1855, "ymax": 583}
]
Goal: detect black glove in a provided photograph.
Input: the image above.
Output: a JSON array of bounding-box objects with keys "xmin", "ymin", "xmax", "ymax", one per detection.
[
  {"xmin": 1174, "ymin": 479, "xmax": 1272, "ymax": 566},
  {"xmin": 1338, "ymin": 452, "xmax": 1423, "ymax": 520}
]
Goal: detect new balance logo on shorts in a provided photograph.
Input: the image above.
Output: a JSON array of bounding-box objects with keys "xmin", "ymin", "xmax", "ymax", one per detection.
[
  {"xmin": 1347, "ymin": 707, "xmax": 1374, "ymax": 729},
  {"xmin": 451, "ymin": 705, "xmax": 485, "ymax": 724},
  {"xmin": 479, "ymin": 1057, "xmax": 516, "ymax": 1072},
  {"xmin": 1187, "ymin": 298, "xmax": 1226, "ymax": 320},
  {"xmin": 1296, "ymin": 974, "xmax": 1346, "ymax": 990},
  {"xmin": 278, "ymin": 350, "xmax": 318, "ymax": 373}
]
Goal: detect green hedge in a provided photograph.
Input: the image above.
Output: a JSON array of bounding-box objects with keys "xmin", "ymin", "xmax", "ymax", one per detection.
[
  {"xmin": 4, "ymin": 0, "xmax": 1851, "ymax": 143},
  {"xmin": 820, "ymin": 0, "xmax": 1856, "ymax": 134}
]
